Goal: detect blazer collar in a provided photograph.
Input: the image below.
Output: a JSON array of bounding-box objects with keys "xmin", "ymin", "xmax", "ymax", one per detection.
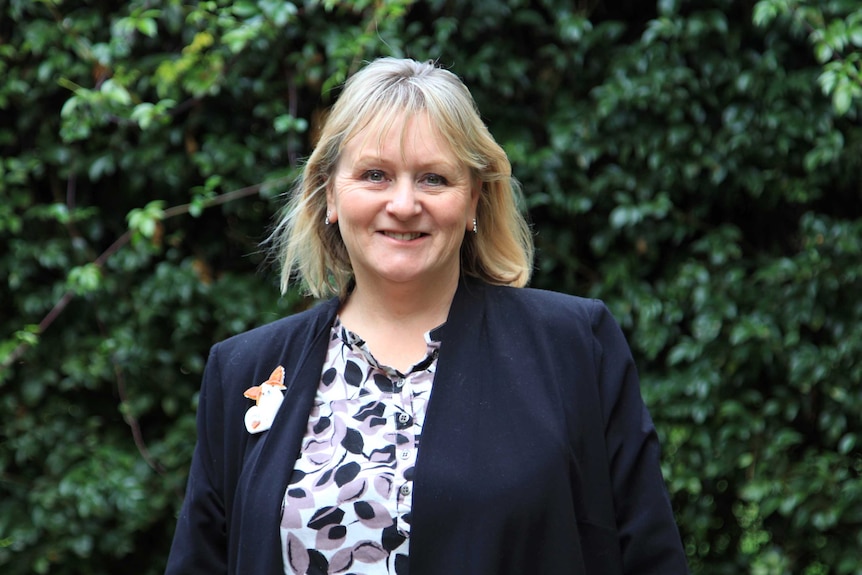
[
  {"xmin": 232, "ymin": 296, "xmax": 340, "ymax": 574},
  {"xmin": 430, "ymin": 275, "xmax": 485, "ymax": 343}
]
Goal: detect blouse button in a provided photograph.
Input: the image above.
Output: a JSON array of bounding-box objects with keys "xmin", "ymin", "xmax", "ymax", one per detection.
[
  {"xmin": 400, "ymin": 449, "xmax": 410, "ymax": 460},
  {"xmin": 398, "ymin": 413, "xmax": 410, "ymax": 424},
  {"xmin": 400, "ymin": 484, "xmax": 412, "ymax": 496},
  {"xmin": 395, "ymin": 378, "xmax": 405, "ymax": 388}
]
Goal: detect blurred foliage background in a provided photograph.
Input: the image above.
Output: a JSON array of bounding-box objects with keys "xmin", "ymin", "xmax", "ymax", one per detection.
[{"xmin": 1, "ymin": 0, "xmax": 860, "ymax": 573}]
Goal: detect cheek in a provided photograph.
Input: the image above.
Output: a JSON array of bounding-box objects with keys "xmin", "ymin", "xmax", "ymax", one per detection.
[
  {"xmin": 445, "ymin": 196, "xmax": 475, "ymax": 226},
  {"xmin": 330, "ymin": 185, "xmax": 359, "ymax": 220},
  {"xmin": 335, "ymin": 197, "xmax": 372, "ymax": 227},
  {"xmin": 332, "ymin": 193, "xmax": 379, "ymax": 243}
]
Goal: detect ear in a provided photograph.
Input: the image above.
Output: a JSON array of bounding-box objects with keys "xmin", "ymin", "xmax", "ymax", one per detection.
[{"xmin": 325, "ymin": 185, "xmax": 338, "ymax": 224}]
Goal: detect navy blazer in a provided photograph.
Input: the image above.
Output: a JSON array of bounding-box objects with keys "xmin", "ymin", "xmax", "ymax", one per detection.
[{"xmin": 165, "ymin": 279, "xmax": 689, "ymax": 574}]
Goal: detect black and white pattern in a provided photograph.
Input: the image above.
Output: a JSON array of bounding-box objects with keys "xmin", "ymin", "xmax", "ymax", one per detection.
[{"xmin": 280, "ymin": 318, "xmax": 439, "ymax": 575}]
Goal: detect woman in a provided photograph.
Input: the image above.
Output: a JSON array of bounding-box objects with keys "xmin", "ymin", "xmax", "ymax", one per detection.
[{"xmin": 165, "ymin": 57, "xmax": 689, "ymax": 575}]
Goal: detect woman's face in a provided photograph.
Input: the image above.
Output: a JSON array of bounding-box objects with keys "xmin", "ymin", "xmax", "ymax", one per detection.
[{"xmin": 327, "ymin": 112, "xmax": 479, "ymax": 292}]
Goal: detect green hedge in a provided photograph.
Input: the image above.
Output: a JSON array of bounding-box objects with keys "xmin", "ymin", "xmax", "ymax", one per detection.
[{"xmin": 1, "ymin": 1, "xmax": 860, "ymax": 573}]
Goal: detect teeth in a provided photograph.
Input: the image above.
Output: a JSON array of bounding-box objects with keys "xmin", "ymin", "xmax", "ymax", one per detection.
[{"xmin": 386, "ymin": 232, "xmax": 421, "ymax": 240}]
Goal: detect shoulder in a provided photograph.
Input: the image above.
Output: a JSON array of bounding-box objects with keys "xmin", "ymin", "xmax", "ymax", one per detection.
[
  {"xmin": 473, "ymin": 282, "xmax": 627, "ymax": 353},
  {"xmin": 480, "ymin": 282, "xmax": 605, "ymax": 326}
]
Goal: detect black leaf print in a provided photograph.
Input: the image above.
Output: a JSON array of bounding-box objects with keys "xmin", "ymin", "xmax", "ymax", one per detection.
[
  {"xmin": 381, "ymin": 523, "xmax": 407, "ymax": 552},
  {"xmin": 353, "ymin": 401, "xmax": 385, "ymax": 421},
  {"xmin": 288, "ymin": 469, "xmax": 306, "ymax": 485},
  {"xmin": 373, "ymin": 373, "xmax": 395, "ymax": 393},
  {"xmin": 403, "ymin": 466, "xmax": 415, "ymax": 481},
  {"xmin": 395, "ymin": 433, "xmax": 409, "ymax": 445},
  {"xmin": 353, "ymin": 501, "xmax": 374, "ymax": 520},
  {"xmin": 327, "ymin": 524, "xmax": 347, "ymax": 541},
  {"xmin": 306, "ymin": 549, "xmax": 329, "ymax": 575},
  {"xmin": 352, "ymin": 500, "xmax": 393, "ymax": 529},
  {"xmin": 334, "ymin": 462, "xmax": 360, "ymax": 487},
  {"xmin": 313, "ymin": 417, "xmax": 331, "ymax": 434},
  {"xmin": 368, "ymin": 444, "xmax": 395, "ymax": 464},
  {"xmin": 401, "ymin": 511, "xmax": 412, "ymax": 526},
  {"xmin": 322, "ymin": 367, "xmax": 336, "ymax": 385},
  {"xmin": 344, "ymin": 360, "xmax": 363, "ymax": 386},
  {"xmin": 341, "ymin": 428, "xmax": 364, "ymax": 454},
  {"xmin": 395, "ymin": 552, "xmax": 410, "ymax": 575},
  {"xmin": 287, "ymin": 487, "xmax": 307, "ymax": 499},
  {"xmin": 307, "ymin": 506, "xmax": 345, "ymax": 530},
  {"xmin": 315, "ymin": 469, "xmax": 333, "ymax": 487}
]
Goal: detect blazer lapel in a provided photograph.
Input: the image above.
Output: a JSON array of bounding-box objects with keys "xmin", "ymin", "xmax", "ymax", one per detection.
[
  {"xmin": 232, "ymin": 298, "xmax": 340, "ymax": 574},
  {"xmin": 410, "ymin": 279, "xmax": 487, "ymax": 571}
]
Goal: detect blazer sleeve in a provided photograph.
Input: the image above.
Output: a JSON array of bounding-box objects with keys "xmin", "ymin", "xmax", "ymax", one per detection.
[
  {"xmin": 165, "ymin": 344, "xmax": 229, "ymax": 575},
  {"xmin": 590, "ymin": 301, "xmax": 689, "ymax": 575}
]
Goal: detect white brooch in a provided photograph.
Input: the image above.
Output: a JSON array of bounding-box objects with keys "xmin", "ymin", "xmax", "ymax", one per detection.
[{"xmin": 242, "ymin": 366, "xmax": 286, "ymax": 434}]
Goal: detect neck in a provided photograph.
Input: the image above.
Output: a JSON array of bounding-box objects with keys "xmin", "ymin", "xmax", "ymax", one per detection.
[
  {"xmin": 337, "ymin": 271, "xmax": 460, "ymax": 372},
  {"xmin": 342, "ymin": 270, "xmax": 460, "ymax": 333}
]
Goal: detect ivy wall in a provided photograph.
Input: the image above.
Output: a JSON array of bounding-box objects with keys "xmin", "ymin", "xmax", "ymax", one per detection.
[{"xmin": 1, "ymin": 1, "xmax": 860, "ymax": 573}]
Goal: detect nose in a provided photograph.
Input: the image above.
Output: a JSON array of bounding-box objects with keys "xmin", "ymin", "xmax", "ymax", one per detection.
[{"xmin": 386, "ymin": 178, "xmax": 421, "ymax": 219}]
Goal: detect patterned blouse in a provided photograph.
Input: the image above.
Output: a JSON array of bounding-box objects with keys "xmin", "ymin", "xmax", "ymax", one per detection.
[{"xmin": 280, "ymin": 317, "xmax": 440, "ymax": 575}]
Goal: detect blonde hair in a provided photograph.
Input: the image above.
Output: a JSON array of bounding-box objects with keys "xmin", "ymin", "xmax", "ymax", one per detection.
[{"xmin": 271, "ymin": 57, "xmax": 533, "ymax": 298}]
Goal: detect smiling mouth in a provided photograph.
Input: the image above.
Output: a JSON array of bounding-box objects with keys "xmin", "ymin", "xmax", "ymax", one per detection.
[{"xmin": 383, "ymin": 231, "xmax": 424, "ymax": 241}]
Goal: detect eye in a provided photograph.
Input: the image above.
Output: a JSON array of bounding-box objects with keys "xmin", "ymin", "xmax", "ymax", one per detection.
[
  {"xmin": 423, "ymin": 173, "xmax": 448, "ymax": 186},
  {"xmin": 363, "ymin": 169, "xmax": 386, "ymax": 183}
]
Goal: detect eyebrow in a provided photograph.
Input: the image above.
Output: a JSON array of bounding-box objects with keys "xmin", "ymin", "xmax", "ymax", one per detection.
[{"xmin": 351, "ymin": 153, "xmax": 463, "ymax": 174}]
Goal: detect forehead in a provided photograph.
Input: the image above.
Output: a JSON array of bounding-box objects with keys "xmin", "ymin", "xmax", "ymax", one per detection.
[{"xmin": 340, "ymin": 110, "xmax": 459, "ymax": 163}]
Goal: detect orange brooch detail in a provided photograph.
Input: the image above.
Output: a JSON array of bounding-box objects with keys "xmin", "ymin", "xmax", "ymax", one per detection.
[{"xmin": 242, "ymin": 366, "xmax": 286, "ymax": 434}]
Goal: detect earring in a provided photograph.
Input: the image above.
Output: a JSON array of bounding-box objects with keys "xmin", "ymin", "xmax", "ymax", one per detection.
[
  {"xmin": 472, "ymin": 217, "xmax": 478, "ymax": 234},
  {"xmin": 325, "ymin": 211, "xmax": 331, "ymax": 226}
]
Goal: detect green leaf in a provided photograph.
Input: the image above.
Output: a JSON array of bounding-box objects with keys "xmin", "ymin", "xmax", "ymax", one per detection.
[
  {"xmin": 136, "ymin": 18, "xmax": 157, "ymax": 38},
  {"xmin": 752, "ymin": 0, "xmax": 780, "ymax": 27},
  {"xmin": 67, "ymin": 263, "xmax": 103, "ymax": 295},
  {"xmin": 126, "ymin": 200, "xmax": 165, "ymax": 239},
  {"xmin": 832, "ymin": 82, "xmax": 853, "ymax": 115}
]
